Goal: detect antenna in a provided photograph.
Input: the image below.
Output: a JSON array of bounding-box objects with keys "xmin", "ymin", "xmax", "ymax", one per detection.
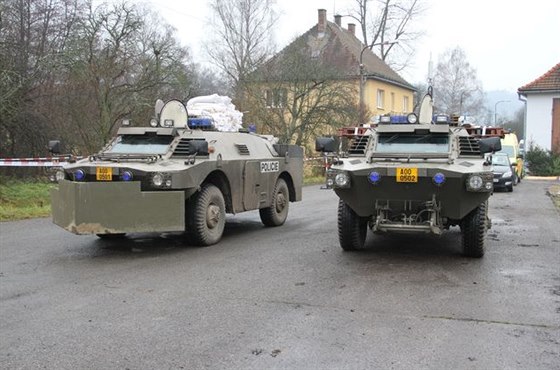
[{"xmin": 428, "ymin": 52, "xmax": 433, "ymax": 85}]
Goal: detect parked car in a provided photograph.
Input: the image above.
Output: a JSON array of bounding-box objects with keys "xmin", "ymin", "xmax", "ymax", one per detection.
[{"xmin": 491, "ymin": 152, "xmax": 514, "ymax": 192}]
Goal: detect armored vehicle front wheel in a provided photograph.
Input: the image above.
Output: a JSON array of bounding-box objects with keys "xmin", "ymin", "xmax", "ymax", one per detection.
[
  {"xmin": 337, "ymin": 199, "xmax": 368, "ymax": 251},
  {"xmin": 460, "ymin": 202, "xmax": 488, "ymax": 258},
  {"xmin": 186, "ymin": 184, "xmax": 226, "ymax": 246},
  {"xmin": 260, "ymin": 178, "xmax": 289, "ymax": 227}
]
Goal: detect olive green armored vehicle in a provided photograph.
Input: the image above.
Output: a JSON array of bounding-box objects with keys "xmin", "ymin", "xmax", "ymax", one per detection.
[
  {"xmin": 316, "ymin": 91, "xmax": 501, "ymax": 257},
  {"xmin": 50, "ymin": 99, "xmax": 303, "ymax": 246}
]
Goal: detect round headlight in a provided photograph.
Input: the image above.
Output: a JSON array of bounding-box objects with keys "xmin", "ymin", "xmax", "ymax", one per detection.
[
  {"xmin": 433, "ymin": 172, "xmax": 445, "ymax": 185},
  {"xmin": 368, "ymin": 171, "xmax": 381, "ymax": 184},
  {"xmin": 326, "ymin": 178, "xmax": 334, "ymax": 187},
  {"xmin": 150, "ymin": 118, "xmax": 158, "ymax": 127},
  {"xmin": 335, "ymin": 173, "xmax": 350, "ymax": 187},
  {"xmin": 485, "ymin": 182, "xmax": 493, "ymax": 191},
  {"xmin": 152, "ymin": 173, "xmax": 164, "ymax": 187},
  {"xmin": 55, "ymin": 170, "xmax": 66, "ymax": 182},
  {"xmin": 121, "ymin": 170, "xmax": 133, "ymax": 181},
  {"xmin": 73, "ymin": 169, "xmax": 86, "ymax": 181},
  {"xmin": 468, "ymin": 175, "xmax": 483, "ymax": 190},
  {"xmin": 407, "ymin": 113, "xmax": 418, "ymax": 124}
]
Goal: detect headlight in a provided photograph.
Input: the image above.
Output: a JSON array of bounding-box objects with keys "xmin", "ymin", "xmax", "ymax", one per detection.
[
  {"xmin": 150, "ymin": 118, "xmax": 158, "ymax": 127},
  {"xmin": 152, "ymin": 173, "xmax": 164, "ymax": 187},
  {"xmin": 466, "ymin": 174, "xmax": 493, "ymax": 192},
  {"xmin": 334, "ymin": 172, "xmax": 350, "ymax": 188},
  {"xmin": 152, "ymin": 173, "xmax": 171, "ymax": 188},
  {"xmin": 407, "ymin": 113, "xmax": 418, "ymax": 124},
  {"xmin": 54, "ymin": 170, "xmax": 66, "ymax": 183},
  {"xmin": 502, "ymin": 171, "xmax": 512, "ymax": 178},
  {"xmin": 467, "ymin": 175, "xmax": 483, "ymax": 190}
]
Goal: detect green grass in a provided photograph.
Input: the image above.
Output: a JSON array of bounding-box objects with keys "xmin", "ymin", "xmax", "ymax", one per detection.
[{"xmin": 0, "ymin": 179, "xmax": 53, "ymax": 221}]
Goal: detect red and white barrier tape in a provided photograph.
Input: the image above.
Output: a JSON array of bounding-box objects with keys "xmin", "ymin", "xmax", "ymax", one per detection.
[{"xmin": 0, "ymin": 156, "xmax": 82, "ymax": 167}]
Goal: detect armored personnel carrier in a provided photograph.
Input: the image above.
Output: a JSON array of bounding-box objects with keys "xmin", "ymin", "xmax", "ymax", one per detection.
[
  {"xmin": 50, "ymin": 99, "xmax": 303, "ymax": 246},
  {"xmin": 316, "ymin": 91, "xmax": 501, "ymax": 257}
]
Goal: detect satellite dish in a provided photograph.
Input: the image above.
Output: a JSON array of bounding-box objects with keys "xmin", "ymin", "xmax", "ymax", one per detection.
[
  {"xmin": 418, "ymin": 93, "xmax": 433, "ymax": 125},
  {"xmin": 159, "ymin": 100, "xmax": 188, "ymax": 128}
]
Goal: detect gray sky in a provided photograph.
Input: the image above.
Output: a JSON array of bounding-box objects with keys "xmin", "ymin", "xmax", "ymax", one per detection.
[{"xmin": 102, "ymin": 0, "xmax": 560, "ymax": 92}]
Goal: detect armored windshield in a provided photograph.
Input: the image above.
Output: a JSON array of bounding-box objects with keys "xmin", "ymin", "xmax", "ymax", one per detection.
[
  {"xmin": 376, "ymin": 133, "xmax": 449, "ymax": 154},
  {"xmin": 105, "ymin": 134, "xmax": 174, "ymax": 154}
]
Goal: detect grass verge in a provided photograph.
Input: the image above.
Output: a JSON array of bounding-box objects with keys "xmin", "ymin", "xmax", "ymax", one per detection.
[{"xmin": 0, "ymin": 179, "xmax": 53, "ymax": 221}]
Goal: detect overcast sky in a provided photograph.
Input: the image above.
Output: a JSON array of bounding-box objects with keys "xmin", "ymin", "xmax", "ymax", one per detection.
[{"xmin": 100, "ymin": 0, "xmax": 559, "ymax": 92}]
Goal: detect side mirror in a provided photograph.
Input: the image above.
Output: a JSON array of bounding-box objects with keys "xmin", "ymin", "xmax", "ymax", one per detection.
[
  {"xmin": 315, "ymin": 137, "xmax": 336, "ymax": 153},
  {"xmin": 48, "ymin": 140, "xmax": 61, "ymax": 154},
  {"xmin": 478, "ymin": 137, "xmax": 501, "ymax": 154},
  {"xmin": 190, "ymin": 139, "xmax": 209, "ymax": 155}
]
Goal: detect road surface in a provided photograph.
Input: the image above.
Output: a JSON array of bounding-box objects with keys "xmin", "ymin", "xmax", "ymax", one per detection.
[{"xmin": 1, "ymin": 179, "xmax": 559, "ymax": 369}]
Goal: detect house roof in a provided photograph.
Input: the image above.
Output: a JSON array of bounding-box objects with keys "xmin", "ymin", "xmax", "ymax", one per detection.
[
  {"xmin": 518, "ymin": 62, "xmax": 560, "ymax": 94},
  {"xmin": 253, "ymin": 20, "xmax": 415, "ymax": 91}
]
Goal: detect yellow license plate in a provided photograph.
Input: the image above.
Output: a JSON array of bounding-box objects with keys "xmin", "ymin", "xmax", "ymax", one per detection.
[
  {"xmin": 396, "ymin": 167, "xmax": 418, "ymax": 182},
  {"xmin": 96, "ymin": 167, "xmax": 113, "ymax": 181}
]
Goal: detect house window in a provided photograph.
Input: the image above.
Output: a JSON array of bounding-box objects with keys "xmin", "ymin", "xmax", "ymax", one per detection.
[
  {"xmin": 377, "ymin": 89, "xmax": 385, "ymax": 109},
  {"xmin": 265, "ymin": 88, "xmax": 287, "ymax": 108},
  {"xmin": 403, "ymin": 96, "xmax": 409, "ymax": 113}
]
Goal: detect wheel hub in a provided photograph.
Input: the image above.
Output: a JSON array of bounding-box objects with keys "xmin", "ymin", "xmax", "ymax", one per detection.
[
  {"xmin": 206, "ymin": 204, "xmax": 221, "ymax": 229},
  {"xmin": 276, "ymin": 192, "xmax": 287, "ymax": 213}
]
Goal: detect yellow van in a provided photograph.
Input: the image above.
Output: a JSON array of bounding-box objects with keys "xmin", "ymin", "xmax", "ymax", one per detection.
[{"xmin": 500, "ymin": 132, "xmax": 524, "ymax": 183}]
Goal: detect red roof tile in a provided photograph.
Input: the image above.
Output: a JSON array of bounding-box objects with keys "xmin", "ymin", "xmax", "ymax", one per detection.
[{"xmin": 518, "ymin": 62, "xmax": 560, "ymax": 93}]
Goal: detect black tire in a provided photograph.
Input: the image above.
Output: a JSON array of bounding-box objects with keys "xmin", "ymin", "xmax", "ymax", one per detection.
[
  {"xmin": 513, "ymin": 173, "xmax": 519, "ymax": 186},
  {"xmin": 96, "ymin": 233, "xmax": 126, "ymax": 239},
  {"xmin": 186, "ymin": 184, "xmax": 226, "ymax": 246},
  {"xmin": 460, "ymin": 202, "xmax": 487, "ymax": 258},
  {"xmin": 337, "ymin": 199, "xmax": 367, "ymax": 251},
  {"xmin": 260, "ymin": 178, "xmax": 289, "ymax": 227}
]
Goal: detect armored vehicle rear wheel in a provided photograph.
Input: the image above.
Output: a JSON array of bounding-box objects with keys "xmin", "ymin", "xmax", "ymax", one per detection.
[
  {"xmin": 460, "ymin": 202, "xmax": 487, "ymax": 258},
  {"xmin": 260, "ymin": 178, "xmax": 289, "ymax": 227},
  {"xmin": 186, "ymin": 184, "xmax": 226, "ymax": 246},
  {"xmin": 337, "ymin": 199, "xmax": 367, "ymax": 251}
]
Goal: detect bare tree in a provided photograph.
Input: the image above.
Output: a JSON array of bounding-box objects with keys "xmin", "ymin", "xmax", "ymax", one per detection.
[
  {"xmin": 0, "ymin": 0, "xmax": 86, "ymax": 159},
  {"xmin": 432, "ymin": 46, "xmax": 485, "ymax": 122},
  {"xmin": 205, "ymin": 0, "xmax": 278, "ymax": 95},
  {"xmin": 243, "ymin": 40, "xmax": 360, "ymax": 151},
  {"xmin": 347, "ymin": 0, "xmax": 424, "ymax": 71}
]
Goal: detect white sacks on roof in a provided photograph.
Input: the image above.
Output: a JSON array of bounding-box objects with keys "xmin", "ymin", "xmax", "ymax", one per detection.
[{"xmin": 186, "ymin": 94, "xmax": 243, "ymax": 132}]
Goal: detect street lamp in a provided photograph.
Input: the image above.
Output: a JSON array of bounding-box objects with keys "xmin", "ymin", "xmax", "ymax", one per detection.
[
  {"xmin": 359, "ymin": 40, "xmax": 397, "ymax": 124},
  {"xmin": 494, "ymin": 100, "xmax": 510, "ymax": 125}
]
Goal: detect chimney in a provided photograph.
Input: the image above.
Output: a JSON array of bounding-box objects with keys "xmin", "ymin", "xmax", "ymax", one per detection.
[
  {"xmin": 318, "ymin": 9, "xmax": 327, "ymax": 33},
  {"xmin": 334, "ymin": 14, "xmax": 342, "ymax": 27},
  {"xmin": 348, "ymin": 23, "xmax": 356, "ymax": 36}
]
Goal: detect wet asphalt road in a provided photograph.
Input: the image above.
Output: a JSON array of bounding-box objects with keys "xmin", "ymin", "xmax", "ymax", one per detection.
[{"xmin": 1, "ymin": 179, "xmax": 559, "ymax": 369}]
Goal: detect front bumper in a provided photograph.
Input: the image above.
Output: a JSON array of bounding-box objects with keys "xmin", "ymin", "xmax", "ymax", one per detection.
[{"xmin": 51, "ymin": 180, "xmax": 185, "ymax": 234}]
